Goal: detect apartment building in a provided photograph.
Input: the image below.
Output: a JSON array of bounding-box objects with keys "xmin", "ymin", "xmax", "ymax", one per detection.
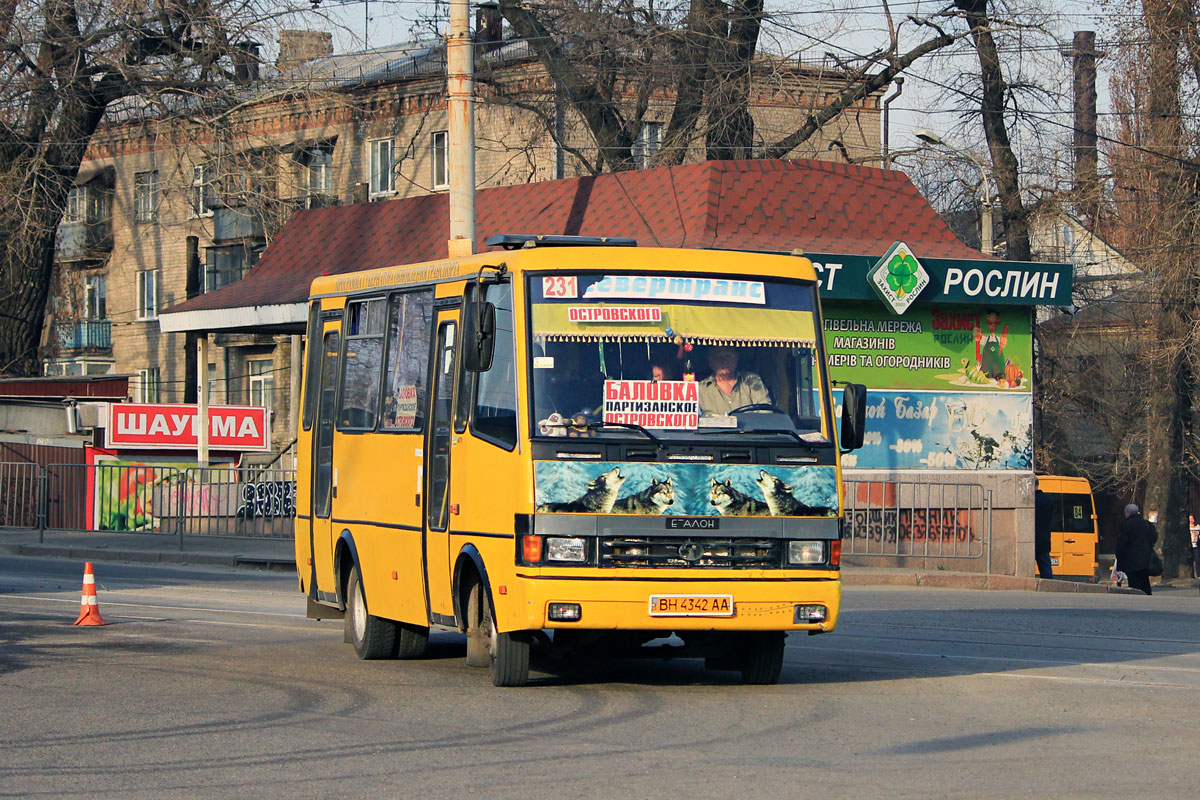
[{"xmin": 44, "ymin": 27, "xmax": 885, "ymax": 452}]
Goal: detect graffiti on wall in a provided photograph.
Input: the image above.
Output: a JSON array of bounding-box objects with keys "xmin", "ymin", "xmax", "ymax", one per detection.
[
  {"xmin": 236, "ymin": 481, "xmax": 296, "ymax": 519},
  {"xmin": 846, "ymin": 507, "xmax": 978, "ymax": 545}
]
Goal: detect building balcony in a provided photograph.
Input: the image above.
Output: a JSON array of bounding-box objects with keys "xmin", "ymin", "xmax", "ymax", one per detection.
[
  {"xmin": 212, "ymin": 206, "xmax": 266, "ymax": 243},
  {"xmin": 54, "ymin": 320, "xmax": 112, "ymax": 354},
  {"xmin": 56, "ymin": 221, "xmax": 113, "ymax": 261}
]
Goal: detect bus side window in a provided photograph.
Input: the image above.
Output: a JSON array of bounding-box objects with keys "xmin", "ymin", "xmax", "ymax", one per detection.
[
  {"xmin": 301, "ymin": 301, "xmax": 321, "ymax": 431},
  {"xmin": 380, "ymin": 290, "xmax": 433, "ymax": 431},
  {"xmin": 472, "ymin": 283, "xmax": 518, "ymax": 449},
  {"xmin": 338, "ymin": 297, "xmax": 386, "ymax": 431}
]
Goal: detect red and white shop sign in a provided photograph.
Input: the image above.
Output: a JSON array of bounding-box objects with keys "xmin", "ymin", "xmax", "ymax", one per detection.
[{"xmin": 105, "ymin": 404, "xmax": 270, "ymax": 451}]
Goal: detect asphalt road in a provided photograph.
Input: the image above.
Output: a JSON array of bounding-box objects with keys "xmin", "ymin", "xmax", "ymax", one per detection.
[{"xmin": 1, "ymin": 555, "xmax": 1196, "ymax": 799}]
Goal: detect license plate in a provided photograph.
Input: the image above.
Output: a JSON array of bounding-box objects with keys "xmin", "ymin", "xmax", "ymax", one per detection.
[{"xmin": 648, "ymin": 595, "xmax": 734, "ymax": 617}]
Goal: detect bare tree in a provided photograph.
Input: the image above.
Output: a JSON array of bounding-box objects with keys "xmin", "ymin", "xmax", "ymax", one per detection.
[
  {"xmin": 0, "ymin": 0, "xmax": 302, "ymax": 376},
  {"xmin": 493, "ymin": 0, "xmax": 971, "ymax": 172}
]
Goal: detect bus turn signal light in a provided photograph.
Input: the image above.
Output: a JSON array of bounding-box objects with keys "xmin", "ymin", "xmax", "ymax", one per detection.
[
  {"xmin": 831, "ymin": 539, "xmax": 842, "ymax": 567},
  {"xmin": 522, "ymin": 535, "xmax": 543, "ymax": 563}
]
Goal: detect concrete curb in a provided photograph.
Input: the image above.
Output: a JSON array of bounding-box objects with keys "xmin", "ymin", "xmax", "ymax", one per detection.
[
  {"xmin": 842, "ymin": 569, "xmax": 1145, "ymax": 594},
  {"xmin": 2, "ymin": 540, "xmax": 1188, "ymax": 591},
  {"xmin": 0, "ymin": 542, "xmax": 293, "ymax": 571}
]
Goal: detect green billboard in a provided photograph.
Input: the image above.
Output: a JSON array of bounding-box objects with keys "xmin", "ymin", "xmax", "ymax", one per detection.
[{"xmin": 822, "ymin": 302, "xmax": 1033, "ymax": 392}]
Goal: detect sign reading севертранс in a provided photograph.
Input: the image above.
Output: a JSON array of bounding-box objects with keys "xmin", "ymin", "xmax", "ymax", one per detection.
[{"xmin": 105, "ymin": 403, "xmax": 270, "ymax": 451}]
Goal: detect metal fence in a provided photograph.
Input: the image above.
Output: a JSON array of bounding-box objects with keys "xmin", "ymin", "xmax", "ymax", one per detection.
[
  {"xmin": 0, "ymin": 461, "xmax": 295, "ymax": 540},
  {"xmin": 843, "ymin": 479, "xmax": 990, "ymax": 561},
  {"xmin": 0, "ymin": 462, "xmax": 39, "ymax": 528}
]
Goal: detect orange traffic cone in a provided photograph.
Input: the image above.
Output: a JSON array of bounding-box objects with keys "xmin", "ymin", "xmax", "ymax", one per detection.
[{"xmin": 73, "ymin": 562, "xmax": 108, "ymax": 626}]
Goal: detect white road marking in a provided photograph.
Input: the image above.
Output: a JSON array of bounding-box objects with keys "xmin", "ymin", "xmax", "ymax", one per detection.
[
  {"xmin": 798, "ymin": 644, "xmax": 1200, "ymax": 675},
  {"xmin": 0, "ymin": 593, "xmax": 305, "ymax": 619}
]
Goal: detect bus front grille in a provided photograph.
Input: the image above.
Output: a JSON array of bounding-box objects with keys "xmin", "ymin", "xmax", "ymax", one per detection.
[{"xmin": 599, "ymin": 537, "xmax": 780, "ymax": 568}]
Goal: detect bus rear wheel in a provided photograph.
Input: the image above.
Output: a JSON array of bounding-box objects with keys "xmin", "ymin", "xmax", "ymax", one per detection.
[
  {"xmin": 394, "ymin": 622, "xmax": 429, "ymax": 659},
  {"xmin": 738, "ymin": 631, "xmax": 786, "ymax": 685},
  {"xmin": 346, "ymin": 564, "xmax": 396, "ymax": 660}
]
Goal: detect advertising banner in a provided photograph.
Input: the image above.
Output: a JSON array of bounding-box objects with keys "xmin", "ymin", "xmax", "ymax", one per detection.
[
  {"xmin": 106, "ymin": 404, "xmax": 269, "ymax": 451},
  {"xmin": 839, "ymin": 390, "xmax": 1032, "ymax": 470},
  {"xmin": 534, "ymin": 461, "xmax": 839, "ymax": 517},
  {"xmin": 806, "ymin": 252, "xmax": 1073, "ymax": 306},
  {"xmin": 823, "ymin": 304, "xmax": 1032, "ymax": 392}
]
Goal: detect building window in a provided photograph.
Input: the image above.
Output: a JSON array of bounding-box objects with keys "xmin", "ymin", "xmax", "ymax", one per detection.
[
  {"xmin": 136, "ymin": 367, "xmax": 161, "ymax": 403},
  {"xmin": 44, "ymin": 360, "xmax": 112, "ymax": 377},
  {"xmin": 431, "ymin": 131, "xmax": 449, "ymax": 190},
  {"xmin": 369, "ymin": 139, "xmax": 395, "ymax": 197},
  {"xmin": 305, "ymin": 144, "xmax": 334, "ymax": 199},
  {"xmin": 84, "ymin": 275, "xmax": 106, "ymax": 320},
  {"xmin": 207, "ymin": 362, "xmax": 222, "ymax": 404},
  {"xmin": 65, "ymin": 186, "xmax": 84, "ymax": 223},
  {"xmin": 192, "ymin": 165, "xmax": 214, "ymax": 218},
  {"xmin": 633, "ymin": 122, "xmax": 663, "ymax": 169},
  {"xmin": 205, "ymin": 243, "xmax": 261, "ymax": 292},
  {"xmin": 136, "ymin": 270, "xmax": 159, "ymax": 320},
  {"xmin": 87, "ymin": 186, "xmax": 111, "ymax": 226},
  {"xmin": 133, "ymin": 171, "xmax": 159, "ymax": 223},
  {"xmin": 248, "ymin": 358, "xmax": 274, "ymax": 417}
]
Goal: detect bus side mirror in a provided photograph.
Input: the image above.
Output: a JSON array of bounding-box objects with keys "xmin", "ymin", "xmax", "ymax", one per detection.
[
  {"xmin": 462, "ymin": 300, "xmax": 496, "ymax": 372},
  {"xmin": 840, "ymin": 383, "xmax": 867, "ymax": 451}
]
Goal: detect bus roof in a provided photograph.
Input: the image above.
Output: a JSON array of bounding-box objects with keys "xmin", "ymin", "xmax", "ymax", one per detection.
[{"xmin": 307, "ymin": 246, "xmax": 820, "ymax": 299}]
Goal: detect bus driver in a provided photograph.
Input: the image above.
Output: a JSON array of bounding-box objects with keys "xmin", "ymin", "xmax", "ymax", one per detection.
[{"xmin": 697, "ymin": 346, "xmax": 770, "ymax": 416}]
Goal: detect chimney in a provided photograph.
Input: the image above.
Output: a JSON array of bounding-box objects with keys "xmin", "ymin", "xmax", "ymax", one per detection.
[
  {"xmin": 233, "ymin": 41, "xmax": 261, "ymax": 85},
  {"xmin": 278, "ymin": 30, "xmax": 334, "ymax": 68},
  {"xmin": 474, "ymin": 2, "xmax": 504, "ymax": 54},
  {"xmin": 1068, "ymin": 31, "xmax": 1102, "ymax": 222}
]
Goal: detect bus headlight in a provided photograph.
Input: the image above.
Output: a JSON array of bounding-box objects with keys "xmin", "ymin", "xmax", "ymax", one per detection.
[
  {"xmin": 787, "ymin": 540, "xmax": 826, "ymax": 565},
  {"xmin": 546, "ymin": 537, "xmax": 587, "ymax": 562}
]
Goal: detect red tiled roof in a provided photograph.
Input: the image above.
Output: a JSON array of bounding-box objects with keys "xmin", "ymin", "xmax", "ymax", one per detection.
[{"xmin": 167, "ymin": 158, "xmax": 982, "ymax": 315}]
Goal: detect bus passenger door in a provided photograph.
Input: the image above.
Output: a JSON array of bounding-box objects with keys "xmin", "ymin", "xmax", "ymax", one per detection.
[
  {"xmin": 310, "ymin": 327, "xmax": 341, "ymax": 601},
  {"xmin": 423, "ymin": 311, "xmax": 458, "ymax": 617}
]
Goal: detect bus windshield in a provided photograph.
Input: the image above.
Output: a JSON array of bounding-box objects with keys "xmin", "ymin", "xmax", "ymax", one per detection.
[{"xmin": 529, "ymin": 272, "xmax": 828, "ymax": 442}]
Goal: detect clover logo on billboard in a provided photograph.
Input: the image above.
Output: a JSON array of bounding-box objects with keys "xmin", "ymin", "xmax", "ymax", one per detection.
[{"xmin": 867, "ymin": 242, "xmax": 929, "ymax": 315}]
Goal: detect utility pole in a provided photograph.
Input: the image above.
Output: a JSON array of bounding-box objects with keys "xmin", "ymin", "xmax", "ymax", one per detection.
[{"xmin": 447, "ymin": 0, "xmax": 476, "ymax": 257}]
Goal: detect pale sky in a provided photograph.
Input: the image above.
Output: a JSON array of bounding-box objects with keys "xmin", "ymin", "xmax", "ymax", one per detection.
[{"xmin": 301, "ymin": 0, "xmax": 1115, "ymax": 178}]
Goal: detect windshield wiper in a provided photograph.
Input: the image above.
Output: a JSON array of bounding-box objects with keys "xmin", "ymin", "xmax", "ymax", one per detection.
[
  {"xmin": 755, "ymin": 429, "xmax": 835, "ymax": 448},
  {"xmin": 549, "ymin": 420, "xmax": 665, "ymax": 450}
]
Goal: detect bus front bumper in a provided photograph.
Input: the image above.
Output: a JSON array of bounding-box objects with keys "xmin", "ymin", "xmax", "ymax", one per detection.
[{"xmin": 499, "ymin": 570, "xmax": 841, "ymax": 633}]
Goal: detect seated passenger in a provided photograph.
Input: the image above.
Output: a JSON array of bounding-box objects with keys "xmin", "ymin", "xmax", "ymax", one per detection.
[
  {"xmin": 650, "ymin": 361, "xmax": 676, "ymax": 382},
  {"xmin": 697, "ymin": 346, "xmax": 770, "ymax": 415}
]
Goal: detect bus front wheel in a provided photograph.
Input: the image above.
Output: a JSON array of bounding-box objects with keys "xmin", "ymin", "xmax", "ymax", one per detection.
[
  {"xmin": 346, "ymin": 564, "xmax": 396, "ymax": 660},
  {"xmin": 467, "ymin": 581, "xmax": 530, "ymax": 686},
  {"xmin": 738, "ymin": 631, "xmax": 785, "ymax": 685}
]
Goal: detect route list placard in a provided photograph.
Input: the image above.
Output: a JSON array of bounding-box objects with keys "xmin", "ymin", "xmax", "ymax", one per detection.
[{"xmin": 603, "ymin": 380, "xmax": 699, "ymax": 429}]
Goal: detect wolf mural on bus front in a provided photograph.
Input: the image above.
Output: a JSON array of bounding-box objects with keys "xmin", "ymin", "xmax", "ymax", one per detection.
[{"xmin": 534, "ymin": 462, "xmax": 838, "ymax": 517}]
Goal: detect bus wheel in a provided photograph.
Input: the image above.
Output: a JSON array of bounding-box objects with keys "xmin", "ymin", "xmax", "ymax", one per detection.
[
  {"xmin": 346, "ymin": 565, "xmax": 396, "ymax": 660},
  {"xmin": 465, "ymin": 582, "xmax": 489, "ymax": 668},
  {"xmin": 738, "ymin": 632, "xmax": 785, "ymax": 685},
  {"xmin": 483, "ymin": 587, "xmax": 530, "ymax": 687},
  {"xmin": 394, "ymin": 622, "xmax": 429, "ymax": 659}
]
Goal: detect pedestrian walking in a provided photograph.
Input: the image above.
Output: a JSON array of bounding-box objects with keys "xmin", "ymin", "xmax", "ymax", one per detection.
[
  {"xmin": 1190, "ymin": 515, "xmax": 1200, "ymax": 578},
  {"xmin": 1116, "ymin": 504, "xmax": 1158, "ymax": 596},
  {"xmin": 1190, "ymin": 514, "xmax": 1200, "ymax": 582},
  {"xmin": 1034, "ymin": 489, "xmax": 1054, "ymax": 579}
]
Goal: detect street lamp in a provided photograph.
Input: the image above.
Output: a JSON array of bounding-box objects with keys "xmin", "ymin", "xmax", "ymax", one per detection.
[{"xmin": 916, "ymin": 130, "xmax": 995, "ymax": 257}]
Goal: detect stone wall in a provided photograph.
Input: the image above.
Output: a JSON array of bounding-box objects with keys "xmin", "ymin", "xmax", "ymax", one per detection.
[{"xmin": 841, "ymin": 469, "xmax": 1038, "ymax": 577}]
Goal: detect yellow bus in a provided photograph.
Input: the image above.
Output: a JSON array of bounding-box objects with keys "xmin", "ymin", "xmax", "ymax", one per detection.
[
  {"xmin": 1036, "ymin": 475, "xmax": 1099, "ymax": 579},
  {"xmin": 294, "ymin": 234, "xmax": 866, "ymax": 686}
]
